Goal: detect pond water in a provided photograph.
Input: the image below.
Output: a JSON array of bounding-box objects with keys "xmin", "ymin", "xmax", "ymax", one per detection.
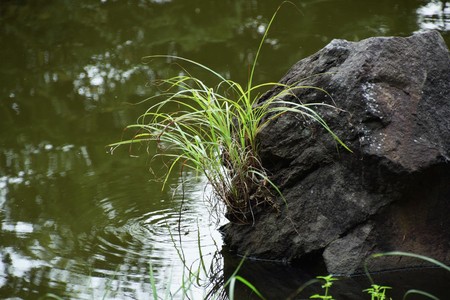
[{"xmin": 1, "ymin": 0, "xmax": 449, "ymax": 299}]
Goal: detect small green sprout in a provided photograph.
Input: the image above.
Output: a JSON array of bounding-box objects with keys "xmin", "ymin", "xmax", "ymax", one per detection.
[
  {"xmin": 363, "ymin": 284, "xmax": 392, "ymax": 300},
  {"xmin": 310, "ymin": 275, "xmax": 338, "ymax": 300}
]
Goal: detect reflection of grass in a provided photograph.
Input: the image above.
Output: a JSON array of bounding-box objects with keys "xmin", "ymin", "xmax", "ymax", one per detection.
[
  {"xmin": 109, "ymin": 3, "xmax": 349, "ymax": 224},
  {"xmin": 147, "ymin": 251, "xmax": 266, "ymax": 300},
  {"xmin": 39, "ymin": 249, "xmax": 450, "ymax": 299}
]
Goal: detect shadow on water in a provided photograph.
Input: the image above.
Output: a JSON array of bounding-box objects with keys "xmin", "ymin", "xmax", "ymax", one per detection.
[{"xmin": 0, "ymin": 0, "xmax": 449, "ymax": 299}]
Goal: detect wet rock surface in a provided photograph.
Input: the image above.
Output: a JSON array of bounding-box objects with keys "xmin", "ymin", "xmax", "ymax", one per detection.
[{"xmin": 222, "ymin": 31, "xmax": 450, "ymax": 274}]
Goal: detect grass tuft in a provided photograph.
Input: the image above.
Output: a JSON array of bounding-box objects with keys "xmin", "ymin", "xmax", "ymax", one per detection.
[{"xmin": 109, "ymin": 3, "xmax": 349, "ymax": 224}]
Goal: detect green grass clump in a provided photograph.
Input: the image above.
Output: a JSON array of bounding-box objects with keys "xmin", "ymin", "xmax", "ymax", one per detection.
[{"xmin": 109, "ymin": 4, "xmax": 348, "ymax": 224}]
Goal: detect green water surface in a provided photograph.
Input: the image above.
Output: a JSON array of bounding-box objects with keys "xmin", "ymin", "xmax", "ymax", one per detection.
[{"xmin": 1, "ymin": 0, "xmax": 449, "ymax": 299}]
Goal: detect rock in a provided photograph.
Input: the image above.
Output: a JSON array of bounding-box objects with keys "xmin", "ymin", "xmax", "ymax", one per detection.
[{"xmin": 221, "ymin": 31, "xmax": 450, "ymax": 274}]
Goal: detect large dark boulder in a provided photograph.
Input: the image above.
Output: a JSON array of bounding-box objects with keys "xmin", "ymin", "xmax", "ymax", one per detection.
[{"xmin": 222, "ymin": 31, "xmax": 450, "ymax": 274}]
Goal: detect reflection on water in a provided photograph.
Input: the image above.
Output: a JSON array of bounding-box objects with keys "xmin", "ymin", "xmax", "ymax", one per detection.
[
  {"xmin": 1, "ymin": 159, "xmax": 223, "ymax": 299},
  {"xmin": 417, "ymin": 0, "xmax": 450, "ymax": 30},
  {"xmin": 0, "ymin": 130, "xmax": 223, "ymax": 298},
  {"xmin": 0, "ymin": 0, "xmax": 449, "ymax": 299},
  {"xmin": 73, "ymin": 46, "xmax": 153, "ymax": 102}
]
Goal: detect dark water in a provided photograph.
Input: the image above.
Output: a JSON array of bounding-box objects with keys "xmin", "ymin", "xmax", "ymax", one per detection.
[{"xmin": 1, "ymin": 0, "xmax": 449, "ymax": 299}]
